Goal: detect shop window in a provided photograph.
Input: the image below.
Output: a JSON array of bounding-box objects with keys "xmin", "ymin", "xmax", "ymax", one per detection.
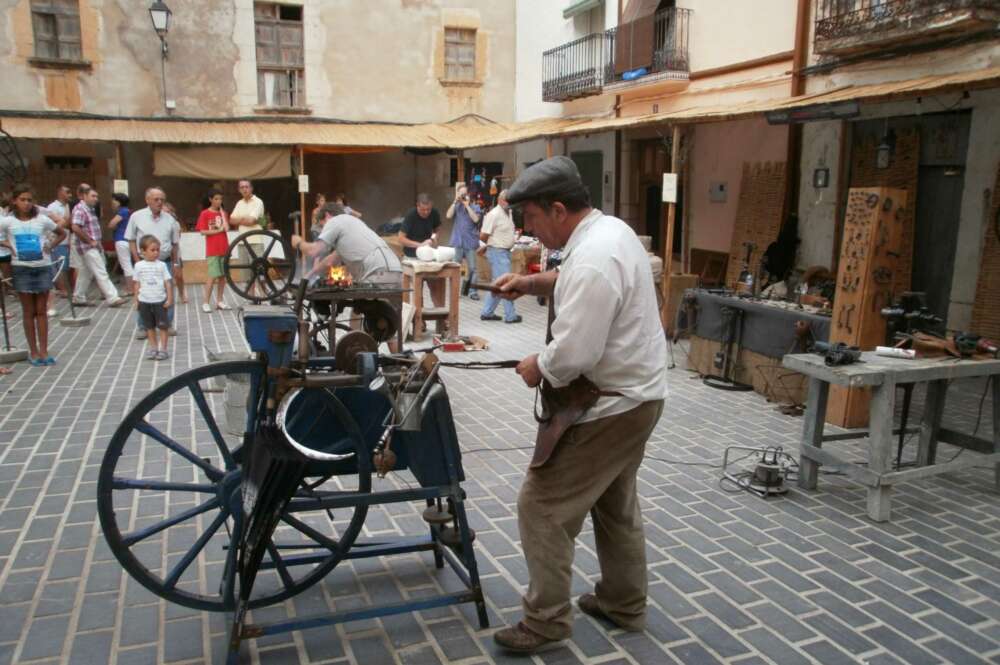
[
  {"xmin": 30, "ymin": 0, "xmax": 82, "ymax": 62},
  {"xmin": 254, "ymin": 2, "xmax": 305, "ymax": 108},
  {"xmin": 444, "ymin": 28, "xmax": 476, "ymax": 81}
]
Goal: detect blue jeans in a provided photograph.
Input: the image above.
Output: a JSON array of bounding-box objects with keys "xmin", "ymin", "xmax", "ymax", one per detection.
[
  {"xmin": 453, "ymin": 246, "xmax": 478, "ymax": 296},
  {"xmin": 136, "ymin": 258, "xmax": 174, "ymax": 331},
  {"xmin": 481, "ymin": 247, "xmax": 517, "ymax": 321}
]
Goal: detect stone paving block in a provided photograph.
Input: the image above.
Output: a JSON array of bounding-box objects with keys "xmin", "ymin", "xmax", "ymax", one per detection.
[
  {"xmin": 67, "ymin": 630, "xmax": 113, "ymax": 665},
  {"xmin": 18, "ymin": 614, "xmax": 69, "ymax": 661},
  {"xmin": 864, "ymin": 625, "xmax": 941, "ymax": 665}
]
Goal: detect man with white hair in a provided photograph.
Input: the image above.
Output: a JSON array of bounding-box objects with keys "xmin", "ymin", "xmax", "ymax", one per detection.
[{"xmin": 125, "ymin": 187, "xmax": 180, "ymax": 338}]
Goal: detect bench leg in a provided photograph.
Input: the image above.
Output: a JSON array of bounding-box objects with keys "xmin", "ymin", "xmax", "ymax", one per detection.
[
  {"xmin": 799, "ymin": 377, "xmax": 829, "ymax": 491},
  {"xmin": 917, "ymin": 379, "xmax": 947, "ymax": 467},
  {"xmin": 992, "ymin": 376, "xmax": 999, "ymax": 491},
  {"xmin": 412, "ymin": 275, "xmax": 424, "ymax": 342},
  {"xmin": 867, "ymin": 379, "xmax": 896, "ymax": 522}
]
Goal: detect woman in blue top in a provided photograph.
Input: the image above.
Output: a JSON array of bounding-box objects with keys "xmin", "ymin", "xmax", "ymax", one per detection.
[
  {"xmin": 0, "ymin": 184, "xmax": 67, "ymax": 366},
  {"xmin": 108, "ymin": 193, "xmax": 133, "ymax": 294}
]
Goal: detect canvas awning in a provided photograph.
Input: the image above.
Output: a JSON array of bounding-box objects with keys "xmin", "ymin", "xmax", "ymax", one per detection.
[
  {"xmin": 153, "ymin": 145, "xmax": 291, "ymax": 179},
  {"xmin": 2, "ymin": 66, "xmax": 999, "ymax": 152}
]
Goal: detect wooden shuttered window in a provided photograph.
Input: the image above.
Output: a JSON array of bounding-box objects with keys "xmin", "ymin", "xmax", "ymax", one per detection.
[
  {"xmin": 31, "ymin": 0, "xmax": 82, "ymax": 61},
  {"xmin": 254, "ymin": 3, "xmax": 305, "ymax": 108},
  {"xmin": 444, "ymin": 28, "xmax": 476, "ymax": 81}
]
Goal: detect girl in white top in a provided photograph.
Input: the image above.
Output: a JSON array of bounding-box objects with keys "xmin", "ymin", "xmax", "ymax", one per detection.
[{"xmin": 0, "ymin": 184, "xmax": 67, "ymax": 366}]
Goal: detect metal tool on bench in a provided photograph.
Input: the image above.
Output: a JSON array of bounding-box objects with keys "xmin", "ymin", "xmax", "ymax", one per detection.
[
  {"xmin": 809, "ymin": 340, "xmax": 862, "ymax": 367},
  {"xmin": 880, "ymin": 291, "xmax": 944, "ymax": 343}
]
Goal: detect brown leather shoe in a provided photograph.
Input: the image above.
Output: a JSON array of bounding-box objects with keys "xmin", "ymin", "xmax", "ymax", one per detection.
[
  {"xmin": 493, "ymin": 622, "xmax": 560, "ymax": 653},
  {"xmin": 578, "ymin": 594, "xmax": 643, "ymax": 631}
]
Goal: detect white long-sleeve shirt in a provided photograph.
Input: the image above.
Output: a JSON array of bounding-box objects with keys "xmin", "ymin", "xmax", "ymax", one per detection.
[{"xmin": 537, "ymin": 209, "xmax": 668, "ymax": 423}]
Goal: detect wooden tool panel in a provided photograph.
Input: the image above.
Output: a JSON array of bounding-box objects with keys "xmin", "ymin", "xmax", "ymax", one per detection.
[{"xmin": 826, "ymin": 187, "xmax": 907, "ymax": 428}]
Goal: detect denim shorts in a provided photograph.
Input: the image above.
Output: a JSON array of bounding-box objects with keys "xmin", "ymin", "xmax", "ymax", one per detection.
[
  {"xmin": 12, "ymin": 265, "xmax": 52, "ymax": 294},
  {"xmin": 138, "ymin": 301, "xmax": 169, "ymax": 330}
]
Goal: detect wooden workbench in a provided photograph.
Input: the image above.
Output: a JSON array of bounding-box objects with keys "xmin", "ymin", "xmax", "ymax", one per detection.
[
  {"xmin": 782, "ymin": 352, "xmax": 1000, "ymax": 522},
  {"xmin": 401, "ymin": 261, "xmax": 460, "ymax": 342}
]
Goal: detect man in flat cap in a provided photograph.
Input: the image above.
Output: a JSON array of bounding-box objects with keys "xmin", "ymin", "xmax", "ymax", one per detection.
[{"xmin": 491, "ymin": 156, "xmax": 667, "ymax": 653}]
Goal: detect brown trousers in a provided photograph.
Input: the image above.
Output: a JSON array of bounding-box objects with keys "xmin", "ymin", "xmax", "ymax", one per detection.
[{"xmin": 517, "ymin": 399, "xmax": 664, "ymax": 640}]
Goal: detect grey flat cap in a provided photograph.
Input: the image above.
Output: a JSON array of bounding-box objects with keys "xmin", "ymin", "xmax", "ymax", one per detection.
[{"xmin": 506, "ymin": 155, "xmax": 588, "ymax": 206}]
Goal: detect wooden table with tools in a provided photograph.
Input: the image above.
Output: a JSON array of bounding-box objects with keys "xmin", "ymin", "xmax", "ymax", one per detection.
[
  {"xmin": 782, "ymin": 352, "xmax": 1000, "ymax": 522},
  {"xmin": 401, "ymin": 261, "xmax": 460, "ymax": 342}
]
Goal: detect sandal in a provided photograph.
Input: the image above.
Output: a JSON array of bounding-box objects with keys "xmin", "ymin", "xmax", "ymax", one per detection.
[
  {"xmin": 43, "ymin": 357, "xmax": 56, "ymax": 366},
  {"xmin": 28, "ymin": 358, "xmax": 45, "ymax": 367}
]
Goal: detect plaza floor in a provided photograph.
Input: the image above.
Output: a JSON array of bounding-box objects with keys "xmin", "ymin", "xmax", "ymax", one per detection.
[{"xmin": 0, "ymin": 286, "xmax": 997, "ymax": 665}]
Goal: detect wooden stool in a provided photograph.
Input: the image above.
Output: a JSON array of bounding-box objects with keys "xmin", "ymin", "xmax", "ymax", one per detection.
[{"xmin": 402, "ymin": 261, "xmax": 460, "ymax": 342}]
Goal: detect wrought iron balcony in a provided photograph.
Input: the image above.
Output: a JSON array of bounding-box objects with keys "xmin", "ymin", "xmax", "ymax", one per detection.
[
  {"xmin": 542, "ymin": 33, "xmax": 607, "ymax": 102},
  {"xmin": 604, "ymin": 7, "xmax": 691, "ymax": 90},
  {"xmin": 541, "ymin": 7, "xmax": 691, "ymax": 103},
  {"xmin": 815, "ymin": 0, "xmax": 1000, "ymax": 55}
]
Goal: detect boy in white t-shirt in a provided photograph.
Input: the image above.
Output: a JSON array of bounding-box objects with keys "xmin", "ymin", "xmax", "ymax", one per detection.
[{"xmin": 133, "ymin": 235, "xmax": 174, "ymax": 360}]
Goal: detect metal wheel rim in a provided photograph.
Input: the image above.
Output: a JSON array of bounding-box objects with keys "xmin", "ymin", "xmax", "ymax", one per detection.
[{"xmin": 223, "ymin": 230, "xmax": 295, "ymax": 304}]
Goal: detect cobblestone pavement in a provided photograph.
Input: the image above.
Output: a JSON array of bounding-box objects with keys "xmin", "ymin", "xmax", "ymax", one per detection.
[{"xmin": 0, "ymin": 286, "xmax": 997, "ymax": 665}]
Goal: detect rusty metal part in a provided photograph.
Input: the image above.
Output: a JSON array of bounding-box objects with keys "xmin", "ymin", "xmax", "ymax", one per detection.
[
  {"xmin": 422, "ymin": 506, "xmax": 453, "ymax": 525},
  {"xmin": 359, "ymin": 300, "xmax": 398, "ymax": 343},
  {"xmin": 373, "ymin": 448, "xmax": 397, "ymax": 477},
  {"xmin": 334, "ymin": 331, "xmax": 378, "ymax": 373}
]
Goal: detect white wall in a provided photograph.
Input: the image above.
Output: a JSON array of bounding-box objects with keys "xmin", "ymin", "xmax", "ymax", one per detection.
[
  {"xmin": 514, "ymin": 132, "xmax": 617, "ymax": 213},
  {"xmin": 676, "ymin": 0, "xmax": 796, "ymax": 72},
  {"xmin": 797, "ymin": 120, "xmax": 843, "ymax": 268},
  {"xmin": 514, "ymin": 0, "xmax": 618, "ymax": 121}
]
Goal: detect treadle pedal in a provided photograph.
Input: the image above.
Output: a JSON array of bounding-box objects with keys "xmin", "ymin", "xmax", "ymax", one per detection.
[
  {"xmin": 439, "ymin": 525, "xmax": 476, "ymax": 548},
  {"xmin": 422, "ymin": 506, "xmax": 453, "ymax": 525}
]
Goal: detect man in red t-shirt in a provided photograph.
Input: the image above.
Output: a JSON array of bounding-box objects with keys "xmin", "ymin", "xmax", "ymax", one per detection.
[{"xmin": 195, "ymin": 189, "xmax": 231, "ymax": 312}]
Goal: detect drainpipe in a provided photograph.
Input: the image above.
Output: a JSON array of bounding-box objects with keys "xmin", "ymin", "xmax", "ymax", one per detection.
[{"xmin": 785, "ymin": 0, "xmax": 811, "ymax": 227}]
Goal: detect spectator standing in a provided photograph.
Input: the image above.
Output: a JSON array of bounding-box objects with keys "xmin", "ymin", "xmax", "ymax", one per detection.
[
  {"xmin": 230, "ymin": 179, "xmax": 266, "ymax": 232},
  {"xmin": 108, "ymin": 193, "xmax": 133, "ymax": 294},
  {"xmin": 45, "ymin": 185, "xmax": 73, "ymax": 312},
  {"xmin": 310, "ymin": 193, "xmax": 327, "ymax": 237},
  {"xmin": 165, "ymin": 202, "xmax": 188, "ymax": 303},
  {"xmin": 0, "ymin": 184, "xmax": 67, "ymax": 365},
  {"xmin": 126, "ymin": 187, "xmax": 180, "ymax": 339},
  {"xmin": 398, "ymin": 193, "xmax": 445, "ymax": 310},
  {"xmin": 479, "ymin": 190, "xmax": 521, "ymax": 323},
  {"xmin": 71, "ymin": 186, "xmax": 125, "ymax": 308},
  {"xmin": 333, "ymin": 193, "xmax": 363, "ymax": 218},
  {"xmin": 133, "ymin": 235, "xmax": 173, "ymax": 360},
  {"xmin": 447, "ymin": 183, "xmax": 482, "ymax": 300},
  {"xmin": 196, "ymin": 189, "xmax": 231, "ymax": 312}
]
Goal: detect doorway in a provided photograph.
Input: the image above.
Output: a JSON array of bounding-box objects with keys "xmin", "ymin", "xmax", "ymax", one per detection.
[{"xmin": 571, "ymin": 151, "xmax": 603, "ymax": 210}]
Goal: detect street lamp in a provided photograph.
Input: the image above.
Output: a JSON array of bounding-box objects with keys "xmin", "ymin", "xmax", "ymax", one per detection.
[
  {"xmin": 149, "ymin": 1, "xmax": 172, "ymax": 111},
  {"xmin": 149, "ymin": 0, "xmax": 172, "ymax": 55}
]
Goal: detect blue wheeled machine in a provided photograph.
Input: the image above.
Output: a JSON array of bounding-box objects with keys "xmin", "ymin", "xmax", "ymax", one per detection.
[{"xmin": 96, "ymin": 280, "xmax": 488, "ymax": 662}]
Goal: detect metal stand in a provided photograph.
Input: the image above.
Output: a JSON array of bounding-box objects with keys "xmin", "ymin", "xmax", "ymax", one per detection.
[
  {"xmin": 58, "ymin": 260, "xmax": 91, "ymax": 327},
  {"xmin": 703, "ymin": 305, "xmax": 753, "ymax": 391},
  {"xmin": 0, "ymin": 276, "xmax": 27, "ymax": 363}
]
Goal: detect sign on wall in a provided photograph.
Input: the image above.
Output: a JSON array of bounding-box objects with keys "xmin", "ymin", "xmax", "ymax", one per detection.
[{"xmin": 661, "ymin": 173, "xmax": 678, "ymax": 203}]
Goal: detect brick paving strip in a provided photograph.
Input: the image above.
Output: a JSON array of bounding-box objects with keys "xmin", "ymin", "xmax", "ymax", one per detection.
[{"xmin": 0, "ymin": 289, "xmax": 996, "ymax": 664}]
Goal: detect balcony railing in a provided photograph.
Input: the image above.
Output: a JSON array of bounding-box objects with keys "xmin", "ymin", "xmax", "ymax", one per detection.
[
  {"xmin": 815, "ymin": 0, "xmax": 1000, "ymax": 54},
  {"xmin": 605, "ymin": 7, "xmax": 691, "ymax": 87},
  {"xmin": 541, "ymin": 7, "xmax": 691, "ymax": 103},
  {"xmin": 542, "ymin": 33, "xmax": 607, "ymax": 102}
]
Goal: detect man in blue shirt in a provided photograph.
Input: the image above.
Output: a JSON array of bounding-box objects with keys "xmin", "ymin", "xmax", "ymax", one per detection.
[{"xmin": 446, "ymin": 183, "xmax": 481, "ymax": 299}]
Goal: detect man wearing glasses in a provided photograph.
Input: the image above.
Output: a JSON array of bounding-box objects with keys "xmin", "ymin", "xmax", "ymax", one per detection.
[{"xmin": 125, "ymin": 187, "xmax": 181, "ymax": 339}]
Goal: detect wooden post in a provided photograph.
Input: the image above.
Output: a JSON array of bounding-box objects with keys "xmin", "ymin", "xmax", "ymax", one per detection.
[
  {"xmin": 114, "ymin": 143, "xmax": 125, "ymax": 180},
  {"xmin": 298, "ymin": 146, "xmax": 307, "ymax": 239},
  {"xmin": 456, "ymin": 149, "xmax": 465, "ymax": 185},
  {"xmin": 660, "ymin": 125, "xmax": 681, "ymax": 327},
  {"xmin": 545, "ymin": 139, "xmax": 554, "ymax": 159}
]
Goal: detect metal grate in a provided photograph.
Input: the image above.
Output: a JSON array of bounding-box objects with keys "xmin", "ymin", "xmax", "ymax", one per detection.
[{"xmin": 815, "ymin": 0, "xmax": 1000, "ymax": 41}]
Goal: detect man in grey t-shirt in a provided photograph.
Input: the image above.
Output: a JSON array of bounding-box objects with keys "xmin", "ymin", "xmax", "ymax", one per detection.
[{"xmin": 291, "ymin": 204, "xmax": 401, "ymax": 285}]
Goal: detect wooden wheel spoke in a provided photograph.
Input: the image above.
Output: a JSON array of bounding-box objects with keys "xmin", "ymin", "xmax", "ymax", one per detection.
[
  {"xmin": 266, "ymin": 542, "xmax": 295, "ymax": 591},
  {"xmin": 121, "ymin": 497, "xmax": 220, "ymax": 547},
  {"xmin": 136, "ymin": 420, "xmax": 224, "ymax": 481},
  {"xmin": 164, "ymin": 508, "xmax": 229, "ymax": 590},
  {"xmin": 111, "ymin": 477, "xmax": 216, "ymax": 493},
  {"xmin": 279, "ymin": 514, "xmax": 341, "ymax": 551},
  {"xmin": 188, "ymin": 381, "xmax": 235, "ymax": 469},
  {"xmin": 243, "ymin": 241, "xmax": 259, "ymax": 261}
]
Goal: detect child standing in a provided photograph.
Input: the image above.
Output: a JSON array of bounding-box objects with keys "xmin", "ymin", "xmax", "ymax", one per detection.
[
  {"xmin": 195, "ymin": 189, "xmax": 231, "ymax": 312},
  {"xmin": 133, "ymin": 235, "xmax": 173, "ymax": 360},
  {"xmin": 0, "ymin": 184, "xmax": 67, "ymax": 365}
]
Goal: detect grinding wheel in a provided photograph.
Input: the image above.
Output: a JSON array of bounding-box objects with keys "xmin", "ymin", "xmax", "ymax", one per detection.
[
  {"xmin": 334, "ymin": 330, "xmax": 377, "ymax": 373},
  {"xmin": 361, "ymin": 300, "xmax": 398, "ymax": 343}
]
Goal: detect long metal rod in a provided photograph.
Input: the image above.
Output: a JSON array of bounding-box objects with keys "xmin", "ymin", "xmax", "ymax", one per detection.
[{"xmin": 0, "ymin": 276, "xmax": 10, "ymax": 350}]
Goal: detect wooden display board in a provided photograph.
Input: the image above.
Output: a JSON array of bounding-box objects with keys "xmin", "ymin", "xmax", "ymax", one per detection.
[
  {"xmin": 971, "ymin": 164, "xmax": 1000, "ymax": 339},
  {"xmin": 826, "ymin": 187, "xmax": 907, "ymax": 428}
]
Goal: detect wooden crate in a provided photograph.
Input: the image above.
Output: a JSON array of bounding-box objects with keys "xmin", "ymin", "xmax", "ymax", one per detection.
[{"xmin": 826, "ymin": 187, "xmax": 907, "ymax": 428}]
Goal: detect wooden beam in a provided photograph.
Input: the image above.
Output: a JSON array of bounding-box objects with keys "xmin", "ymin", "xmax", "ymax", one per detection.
[
  {"xmin": 114, "ymin": 142, "xmax": 125, "ymax": 180},
  {"xmin": 456, "ymin": 149, "xmax": 466, "ymax": 184},
  {"xmin": 664, "ymin": 124, "xmax": 681, "ymax": 276},
  {"xmin": 298, "ymin": 146, "xmax": 307, "ymax": 274},
  {"xmin": 545, "ymin": 140, "xmax": 554, "ymax": 159}
]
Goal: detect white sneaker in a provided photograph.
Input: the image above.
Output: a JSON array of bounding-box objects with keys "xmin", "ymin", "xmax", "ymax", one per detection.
[
  {"xmin": 109, "ymin": 298, "xmax": 125, "ymax": 307},
  {"xmin": 47, "ymin": 308, "xmax": 56, "ymax": 317},
  {"xmin": 217, "ymin": 302, "xmax": 231, "ymax": 311},
  {"xmin": 202, "ymin": 303, "xmax": 212, "ymax": 313}
]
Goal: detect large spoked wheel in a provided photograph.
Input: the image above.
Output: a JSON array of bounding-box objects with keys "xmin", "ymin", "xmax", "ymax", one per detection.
[
  {"xmin": 224, "ymin": 230, "xmax": 295, "ymax": 304},
  {"xmin": 96, "ymin": 361, "xmax": 372, "ymax": 612}
]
